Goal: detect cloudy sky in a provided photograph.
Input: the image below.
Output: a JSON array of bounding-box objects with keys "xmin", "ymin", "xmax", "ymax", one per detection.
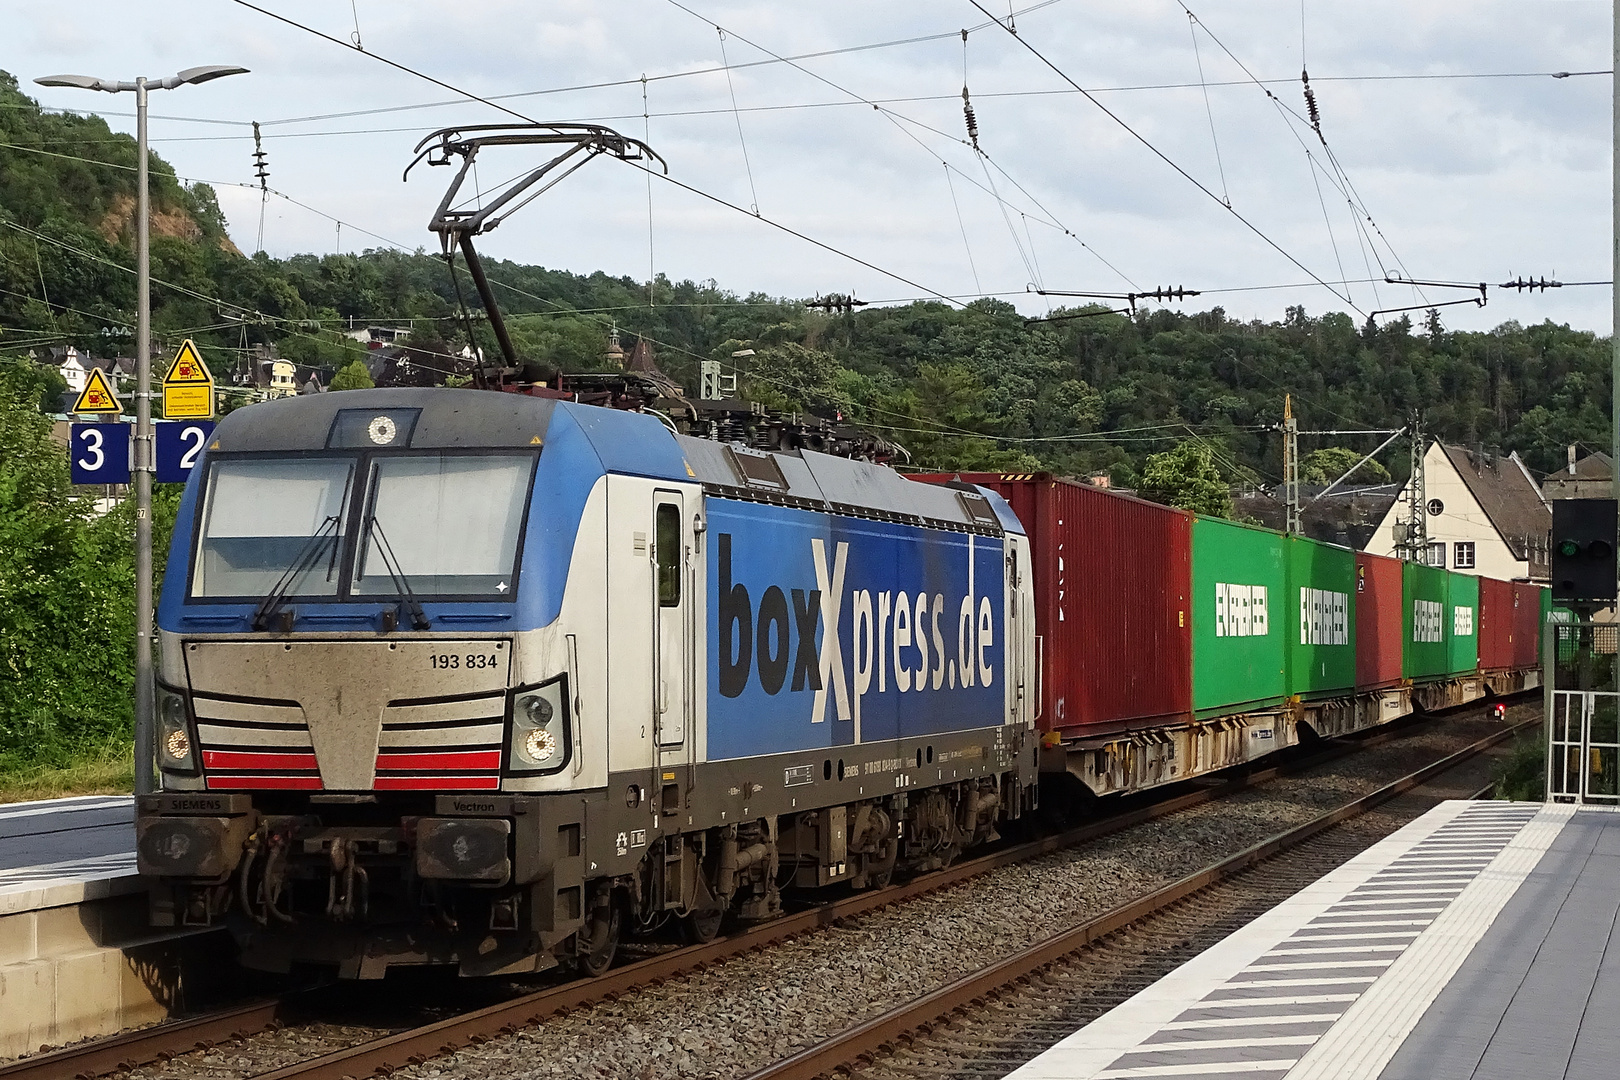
[{"xmin": 9, "ymin": 1, "xmax": 1615, "ymax": 331}]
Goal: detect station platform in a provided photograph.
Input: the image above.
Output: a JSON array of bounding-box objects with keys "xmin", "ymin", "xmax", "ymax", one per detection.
[
  {"xmin": 1009, "ymin": 799, "xmax": 1616, "ymax": 1080},
  {"xmin": 0, "ymin": 795, "xmax": 136, "ymax": 916},
  {"xmin": 0, "ymin": 795, "xmax": 214, "ymax": 1059}
]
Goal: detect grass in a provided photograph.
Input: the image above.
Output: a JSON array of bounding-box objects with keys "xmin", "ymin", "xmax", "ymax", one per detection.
[{"xmin": 0, "ymin": 742, "xmax": 134, "ymax": 804}]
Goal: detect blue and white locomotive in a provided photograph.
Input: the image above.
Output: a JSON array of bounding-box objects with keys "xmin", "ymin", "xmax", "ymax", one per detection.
[{"xmin": 137, "ymin": 388, "xmax": 1039, "ymax": 977}]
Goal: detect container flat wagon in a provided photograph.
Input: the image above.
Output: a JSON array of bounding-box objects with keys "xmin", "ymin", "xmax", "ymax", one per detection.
[{"xmin": 914, "ymin": 473, "xmax": 1547, "ymax": 796}]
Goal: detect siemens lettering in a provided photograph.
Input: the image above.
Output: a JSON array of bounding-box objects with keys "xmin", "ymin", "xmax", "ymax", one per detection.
[{"xmin": 708, "ymin": 500, "xmax": 1005, "ymax": 760}]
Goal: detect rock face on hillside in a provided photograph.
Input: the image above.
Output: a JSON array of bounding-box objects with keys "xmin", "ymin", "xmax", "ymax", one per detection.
[{"xmin": 96, "ymin": 193, "xmax": 242, "ymax": 255}]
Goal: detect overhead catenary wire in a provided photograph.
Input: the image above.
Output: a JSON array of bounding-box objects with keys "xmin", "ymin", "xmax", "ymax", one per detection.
[
  {"xmin": 1174, "ymin": 1, "xmax": 1404, "ymax": 292},
  {"xmin": 8, "ymin": 132, "xmax": 1600, "ymax": 320},
  {"xmin": 1170, "ymin": 1, "xmax": 1422, "ymax": 304},
  {"xmin": 943, "ymin": 164, "xmax": 984, "ymax": 294},
  {"xmin": 18, "ymin": 67, "xmax": 1609, "ymax": 134},
  {"xmin": 967, "ymin": 0, "xmax": 1364, "ymax": 316},
  {"xmin": 1186, "ymin": 12, "xmax": 1231, "ymax": 207},
  {"xmin": 716, "ymin": 27, "xmax": 762, "ymax": 216},
  {"xmin": 662, "ymin": 0, "xmax": 1129, "ymax": 291},
  {"xmin": 226, "ymin": 0, "xmax": 974, "ymax": 310},
  {"xmin": 1305, "ymin": 150, "xmax": 1352, "ymax": 306},
  {"xmin": 10, "ymin": 136, "xmax": 1498, "ymax": 316}
]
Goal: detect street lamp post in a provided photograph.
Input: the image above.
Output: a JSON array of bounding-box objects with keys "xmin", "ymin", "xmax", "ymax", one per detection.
[{"xmin": 35, "ymin": 66, "xmax": 248, "ymax": 795}]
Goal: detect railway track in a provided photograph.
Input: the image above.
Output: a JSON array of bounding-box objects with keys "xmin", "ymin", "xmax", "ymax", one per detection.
[
  {"xmin": 0, "ymin": 700, "xmax": 1535, "ymax": 1080},
  {"xmin": 738, "ymin": 722, "xmax": 1533, "ymax": 1080}
]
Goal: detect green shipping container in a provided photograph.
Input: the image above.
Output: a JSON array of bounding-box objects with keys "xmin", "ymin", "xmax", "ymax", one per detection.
[
  {"xmin": 1446, "ymin": 571, "xmax": 1479, "ymax": 674},
  {"xmin": 1285, "ymin": 536, "xmax": 1358, "ymax": 697},
  {"xmin": 1542, "ymin": 589, "xmax": 1575, "ymax": 668},
  {"xmin": 1403, "ymin": 561, "xmax": 1450, "ymax": 680},
  {"xmin": 1192, "ymin": 517, "xmax": 1287, "ymax": 716}
]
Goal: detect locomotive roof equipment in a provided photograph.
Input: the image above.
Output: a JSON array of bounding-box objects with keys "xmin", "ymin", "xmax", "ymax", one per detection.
[{"xmin": 404, "ymin": 123, "xmax": 667, "ymax": 379}]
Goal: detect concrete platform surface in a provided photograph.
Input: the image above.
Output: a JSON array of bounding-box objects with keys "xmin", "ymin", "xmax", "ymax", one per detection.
[
  {"xmin": 0, "ymin": 796, "xmax": 136, "ymax": 916},
  {"xmin": 1009, "ymin": 799, "xmax": 1619, "ymax": 1080}
]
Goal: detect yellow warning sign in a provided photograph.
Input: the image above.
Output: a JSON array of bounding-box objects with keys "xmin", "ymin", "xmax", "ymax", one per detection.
[
  {"xmin": 162, "ymin": 339, "xmax": 215, "ymax": 419},
  {"xmin": 72, "ymin": 366, "xmax": 123, "ymax": 414}
]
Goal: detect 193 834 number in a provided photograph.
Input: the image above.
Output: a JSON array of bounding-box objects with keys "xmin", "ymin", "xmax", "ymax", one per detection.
[{"xmin": 430, "ymin": 654, "xmax": 499, "ymax": 670}]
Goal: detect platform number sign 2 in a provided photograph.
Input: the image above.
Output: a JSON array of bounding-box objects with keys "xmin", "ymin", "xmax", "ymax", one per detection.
[
  {"xmin": 156, "ymin": 421, "xmax": 216, "ymax": 483},
  {"xmin": 70, "ymin": 423, "xmax": 132, "ymax": 485}
]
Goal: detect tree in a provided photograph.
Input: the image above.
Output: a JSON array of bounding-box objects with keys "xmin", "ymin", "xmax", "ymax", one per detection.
[
  {"xmin": 0, "ymin": 358, "xmax": 178, "ymax": 768},
  {"xmin": 1136, "ymin": 440, "xmax": 1232, "ymax": 518},
  {"xmin": 1301, "ymin": 446, "xmax": 1391, "ymax": 486},
  {"xmin": 328, "ymin": 360, "xmax": 374, "ymax": 392}
]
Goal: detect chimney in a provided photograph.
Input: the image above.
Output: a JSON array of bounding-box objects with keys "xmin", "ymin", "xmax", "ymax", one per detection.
[{"xmin": 1569, "ymin": 445, "xmax": 1578, "ymax": 475}]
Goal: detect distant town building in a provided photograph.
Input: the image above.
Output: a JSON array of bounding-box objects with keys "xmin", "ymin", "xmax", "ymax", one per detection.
[
  {"xmin": 1233, "ymin": 484, "xmax": 1399, "ymax": 550},
  {"xmin": 1364, "ymin": 442, "xmax": 1550, "ymax": 581},
  {"xmin": 1543, "ymin": 448, "xmax": 1612, "ymax": 501},
  {"xmin": 47, "ymin": 345, "xmax": 92, "ymax": 395},
  {"xmin": 230, "ymin": 344, "xmax": 326, "ymax": 401},
  {"xmin": 343, "ymin": 323, "xmax": 415, "ymax": 348}
]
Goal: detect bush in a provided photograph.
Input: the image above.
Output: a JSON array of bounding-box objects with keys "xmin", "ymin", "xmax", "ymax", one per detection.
[
  {"xmin": 0, "ymin": 358, "xmax": 180, "ymax": 771},
  {"xmin": 1492, "ymin": 734, "xmax": 1546, "ymax": 802}
]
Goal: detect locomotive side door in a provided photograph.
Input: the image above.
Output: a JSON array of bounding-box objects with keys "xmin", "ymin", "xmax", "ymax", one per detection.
[{"xmin": 651, "ymin": 492, "xmax": 692, "ymax": 800}]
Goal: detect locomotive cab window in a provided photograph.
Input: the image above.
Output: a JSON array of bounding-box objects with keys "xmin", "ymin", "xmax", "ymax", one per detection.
[
  {"xmin": 656, "ymin": 503, "xmax": 681, "ymax": 607},
  {"xmin": 192, "ymin": 457, "xmax": 355, "ymax": 599},
  {"xmin": 187, "ymin": 450, "xmax": 535, "ymax": 603},
  {"xmin": 354, "ymin": 453, "xmax": 535, "ymax": 599}
]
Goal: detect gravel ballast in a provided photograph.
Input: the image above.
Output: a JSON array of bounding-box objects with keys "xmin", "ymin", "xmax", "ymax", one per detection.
[{"xmin": 124, "ymin": 701, "xmax": 1534, "ymax": 1080}]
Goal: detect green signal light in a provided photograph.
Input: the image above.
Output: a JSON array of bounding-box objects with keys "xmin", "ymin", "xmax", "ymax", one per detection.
[{"xmin": 1557, "ymin": 539, "xmax": 1582, "ymax": 558}]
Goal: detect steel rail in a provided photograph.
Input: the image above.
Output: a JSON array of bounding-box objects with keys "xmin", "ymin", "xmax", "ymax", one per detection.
[
  {"xmin": 738, "ymin": 717, "xmax": 1537, "ymax": 1080},
  {"xmin": 0, "ymin": 696, "xmax": 1528, "ymax": 1080},
  {"xmin": 0, "ymin": 999, "xmax": 286, "ymax": 1080},
  {"xmin": 241, "ymin": 701, "xmax": 1534, "ymax": 1080}
]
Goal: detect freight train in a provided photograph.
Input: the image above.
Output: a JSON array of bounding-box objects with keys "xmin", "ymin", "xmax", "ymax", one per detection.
[
  {"xmin": 134, "ymin": 388, "xmax": 1548, "ymax": 978},
  {"xmin": 919, "ymin": 474, "xmax": 1554, "ymax": 797}
]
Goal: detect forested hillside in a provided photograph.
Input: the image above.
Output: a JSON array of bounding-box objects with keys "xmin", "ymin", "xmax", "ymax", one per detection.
[
  {"xmin": 2, "ymin": 64, "xmax": 1611, "ymax": 488},
  {"xmin": 0, "ymin": 65, "xmax": 1612, "ymax": 779}
]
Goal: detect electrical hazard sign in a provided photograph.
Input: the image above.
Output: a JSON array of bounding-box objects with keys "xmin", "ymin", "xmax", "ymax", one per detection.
[
  {"xmin": 162, "ymin": 339, "xmax": 215, "ymax": 419},
  {"xmin": 71, "ymin": 367, "xmax": 123, "ymax": 414}
]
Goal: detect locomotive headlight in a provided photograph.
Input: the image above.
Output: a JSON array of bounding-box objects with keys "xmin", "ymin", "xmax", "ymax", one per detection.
[
  {"xmin": 508, "ymin": 678, "xmax": 569, "ymax": 773},
  {"xmin": 521, "ymin": 727, "xmax": 558, "ymax": 764},
  {"xmin": 157, "ymin": 689, "xmax": 199, "ymax": 774},
  {"xmin": 521, "ymin": 693, "xmax": 554, "ymax": 727}
]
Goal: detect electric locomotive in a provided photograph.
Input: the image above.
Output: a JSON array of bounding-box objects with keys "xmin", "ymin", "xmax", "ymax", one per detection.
[{"xmin": 137, "ymin": 388, "xmax": 1039, "ymax": 977}]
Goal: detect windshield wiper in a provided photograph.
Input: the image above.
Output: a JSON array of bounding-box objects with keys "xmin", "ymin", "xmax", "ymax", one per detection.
[
  {"xmin": 366, "ymin": 516, "xmax": 431, "ymax": 631},
  {"xmin": 251, "ymin": 515, "xmax": 341, "ymax": 632}
]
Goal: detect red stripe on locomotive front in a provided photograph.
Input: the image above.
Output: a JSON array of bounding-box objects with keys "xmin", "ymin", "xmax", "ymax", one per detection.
[
  {"xmin": 205, "ymin": 775, "xmax": 323, "ymax": 790},
  {"xmin": 374, "ymin": 750, "xmax": 502, "ymax": 771},
  {"xmin": 203, "ymin": 750, "xmax": 319, "ymax": 771},
  {"xmin": 373, "ymin": 775, "xmax": 501, "ymax": 790}
]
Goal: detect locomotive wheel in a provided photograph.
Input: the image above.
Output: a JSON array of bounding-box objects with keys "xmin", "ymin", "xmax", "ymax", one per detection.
[
  {"xmin": 578, "ymin": 898, "xmax": 622, "ymax": 977},
  {"xmin": 681, "ymin": 902, "xmax": 725, "ymax": 944}
]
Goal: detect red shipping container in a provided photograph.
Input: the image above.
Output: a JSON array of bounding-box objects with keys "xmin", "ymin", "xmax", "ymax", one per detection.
[
  {"xmin": 1356, "ymin": 552, "xmax": 1403, "ymax": 689},
  {"xmin": 1477, "ymin": 576, "xmax": 1515, "ymax": 671},
  {"xmin": 1511, "ymin": 582, "xmax": 1543, "ymax": 670},
  {"xmin": 911, "ymin": 473, "xmax": 1192, "ymax": 737}
]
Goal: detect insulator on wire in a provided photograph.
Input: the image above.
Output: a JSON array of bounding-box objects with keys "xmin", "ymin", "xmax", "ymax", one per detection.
[
  {"xmin": 1301, "ymin": 69, "xmax": 1322, "ymax": 137},
  {"xmin": 1499, "ymin": 276, "xmax": 1562, "ymax": 292},
  {"xmin": 251, "ymin": 121, "xmax": 269, "ymax": 190},
  {"xmin": 962, "ymin": 88, "xmax": 980, "ymax": 150},
  {"xmin": 806, "ymin": 293, "xmax": 867, "ymax": 313},
  {"xmin": 1133, "ymin": 286, "xmax": 1201, "ymax": 304}
]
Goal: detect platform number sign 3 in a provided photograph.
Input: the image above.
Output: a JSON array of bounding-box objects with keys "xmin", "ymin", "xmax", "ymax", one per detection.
[
  {"xmin": 156, "ymin": 421, "xmax": 216, "ymax": 483},
  {"xmin": 70, "ymin": 423, "xmax": 132, "ymax": 484}
]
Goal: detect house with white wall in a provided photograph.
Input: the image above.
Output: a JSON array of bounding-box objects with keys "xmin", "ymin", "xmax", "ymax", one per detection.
[{"xmin": 1364, "ymin": 442, "xmax": 1550, "ymax": 582}]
